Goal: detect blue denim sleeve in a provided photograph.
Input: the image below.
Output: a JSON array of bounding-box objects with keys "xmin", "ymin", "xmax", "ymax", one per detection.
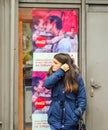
[{"xmin": 43, "ymin": 68, "xmax": 65, "ymax": 89}]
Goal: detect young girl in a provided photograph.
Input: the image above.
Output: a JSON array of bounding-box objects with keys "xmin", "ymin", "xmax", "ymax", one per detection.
[{"xmin": 43, "ymin": 53, "xmax": 87, "ymax": 130}]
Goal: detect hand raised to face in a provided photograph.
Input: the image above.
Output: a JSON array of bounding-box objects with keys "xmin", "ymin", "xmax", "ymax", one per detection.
[{"xmin": 61, "ymin": 63, "xmax": 69, "ymax": 72}]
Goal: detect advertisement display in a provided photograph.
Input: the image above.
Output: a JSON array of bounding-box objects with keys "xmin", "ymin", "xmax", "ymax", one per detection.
[{"xmin": 32, "ymin": 9, "xmax": 79, "ymax": 130}]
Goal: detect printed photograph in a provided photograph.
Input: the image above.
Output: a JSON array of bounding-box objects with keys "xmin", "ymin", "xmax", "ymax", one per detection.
[
  {"xmin": 32, "ymin": 71, "xmax": 51, "ymax": 114},
  {"xmin": 32, "ymin": 9, "xmax": 78, "ymax": 53}
]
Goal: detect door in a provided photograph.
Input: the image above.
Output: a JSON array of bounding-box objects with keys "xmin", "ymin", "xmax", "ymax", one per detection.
[{"xmin": 86, "ymin": 5, "xmax": 108, "ymax": 130}]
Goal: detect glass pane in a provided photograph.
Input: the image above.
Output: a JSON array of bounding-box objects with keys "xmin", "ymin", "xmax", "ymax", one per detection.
[{"xmin": 22, "ymin": 22, "xmax": 33, "ymax": 129}]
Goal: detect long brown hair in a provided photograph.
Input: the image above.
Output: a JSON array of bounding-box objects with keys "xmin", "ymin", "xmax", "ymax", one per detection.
[{"xmin": 47, "ymin": 53, "xmax": 79, "ymax": 93}]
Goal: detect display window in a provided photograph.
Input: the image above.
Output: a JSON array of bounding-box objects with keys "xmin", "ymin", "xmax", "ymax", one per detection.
[{"xmin": 19, "ymin": 7, "xmax": 79, "ymax": 130}]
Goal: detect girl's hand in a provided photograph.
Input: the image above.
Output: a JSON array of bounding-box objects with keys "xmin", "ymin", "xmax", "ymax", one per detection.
[{"xmin": 61, "ymin": 63, "xmax": 69, "ymax": 72}]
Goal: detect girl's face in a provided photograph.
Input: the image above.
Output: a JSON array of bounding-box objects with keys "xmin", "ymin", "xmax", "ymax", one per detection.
[{"xmin": 52, "ymin": 58, "xmax": 62, "ymax": 72}]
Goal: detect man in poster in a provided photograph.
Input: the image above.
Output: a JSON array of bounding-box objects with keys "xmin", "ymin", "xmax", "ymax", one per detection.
[{"xmin": 45, "ymin": 15, "xmax": 73, "ymax": 52}]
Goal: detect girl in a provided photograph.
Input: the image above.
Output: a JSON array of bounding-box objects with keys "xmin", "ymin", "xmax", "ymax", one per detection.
[{"xmin": 44, "ymin": 53, "xmax": 87, "ymax": 130}]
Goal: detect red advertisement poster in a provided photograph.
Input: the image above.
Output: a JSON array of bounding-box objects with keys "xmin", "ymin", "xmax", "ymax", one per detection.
[
  {"xmin": 32, "ymin": 9, "xmax": 79, "ymax": 130},
  {"xmin": 32, "ymin": 9, "xmax": 78, "ymax": 53},
  {"xmin": 32, "ymin": 71, "xmax": 51, "ymax": 113},
  {"xmin": 32, "ymin": 53, "xmax": 54, "ymax": 130}
]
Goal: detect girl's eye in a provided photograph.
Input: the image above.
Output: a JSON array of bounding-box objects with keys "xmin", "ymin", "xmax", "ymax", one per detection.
[{"xmin": 54, "ymin": 62, "xmax": 57, "ymax": 64}]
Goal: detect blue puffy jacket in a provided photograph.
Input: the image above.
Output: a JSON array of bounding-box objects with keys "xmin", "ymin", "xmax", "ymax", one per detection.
[{"xmin": 44, "ymin": 68, "xmax": 87, "ymax": 130}]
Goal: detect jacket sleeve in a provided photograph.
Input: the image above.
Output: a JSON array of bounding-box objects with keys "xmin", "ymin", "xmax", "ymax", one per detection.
[
  {"xmin": 43, "ymin": 68, "xmax": 65, "ymax": 89},
  {"xmin": 74, "ymin": 74, "xmax": 87, "ymax": 117}
]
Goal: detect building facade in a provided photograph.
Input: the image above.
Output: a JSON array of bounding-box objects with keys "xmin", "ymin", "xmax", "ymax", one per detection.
[{"xmin": 0, "ymin": 0, "xmax": 108, "ymax": 130}]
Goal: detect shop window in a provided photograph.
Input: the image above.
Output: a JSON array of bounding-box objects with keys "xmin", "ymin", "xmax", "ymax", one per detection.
[{"xmin": 19, "ymin": 7, "xmax": 79, "ymax": 130}]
